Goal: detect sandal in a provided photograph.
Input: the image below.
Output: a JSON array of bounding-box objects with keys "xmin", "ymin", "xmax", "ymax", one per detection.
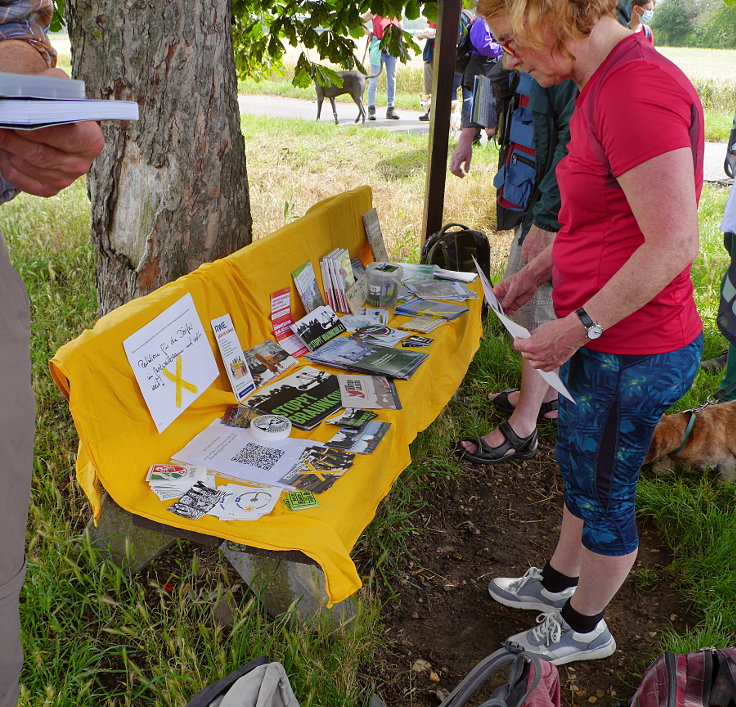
[
  {"xmin": 454, "ymin": 421, "xmax": 538, "ymax": 465},
  {"xmin": 488, "ymin": 388, "xmax": 558, "ymax": 426}
]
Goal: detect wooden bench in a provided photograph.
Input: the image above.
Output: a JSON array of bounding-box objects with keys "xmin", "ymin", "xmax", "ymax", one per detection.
[{"xmin": 50, "ymin": 186, "xmax": 483, "ymax": 621}]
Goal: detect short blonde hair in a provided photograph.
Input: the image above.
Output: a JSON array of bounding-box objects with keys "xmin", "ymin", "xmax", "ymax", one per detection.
[{"xmin": 478, "ymin": 0, "xmax": 617, "ymax": 55}]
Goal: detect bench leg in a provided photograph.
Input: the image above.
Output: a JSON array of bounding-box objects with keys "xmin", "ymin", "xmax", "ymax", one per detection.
[
  {"xmin": 85, "ymin": 494, "xmax": 177, "ymax": 573},
  {"xmin": 221, "ymin": 541, "xmax": 357, "ymax": 625}
]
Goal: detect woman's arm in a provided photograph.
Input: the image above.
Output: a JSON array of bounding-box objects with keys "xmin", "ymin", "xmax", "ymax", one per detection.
[{"xmin": 514, "ymin": 146, "xmax": 699, "ymax": 371}]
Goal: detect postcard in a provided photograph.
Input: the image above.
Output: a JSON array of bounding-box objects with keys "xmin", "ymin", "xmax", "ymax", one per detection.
[
  {"xmin": 277, "ymin": 445, "xmax": 356, "ymax": 494},
  {"xmin": 337, "ymin": 374, "xmax": 401, "ymax": 409},
  {"xmin": 326, "ymin": 420, "xmax": 391, "ymax": 455},
  {"xmin": 243, "ymin": 339, "xmax": 299, "ymax": 389},
  {"xmin": 291, "ymin": 261, "xmax": 325, "ymax": 313}
]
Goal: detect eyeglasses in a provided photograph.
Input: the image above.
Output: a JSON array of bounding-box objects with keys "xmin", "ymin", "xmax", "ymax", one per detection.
[{"xmin": 499, "ymin": 35, "xmax": 517, "ymax": 57}]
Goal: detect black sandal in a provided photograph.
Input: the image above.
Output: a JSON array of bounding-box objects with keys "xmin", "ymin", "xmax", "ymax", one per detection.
[
  {"xmin": 488, "ymin": 388, "xmax": 558, "ymax": 426},
  {"xmin": 454, "ymin": 421, "xmax": 538, "ymax": 465}
]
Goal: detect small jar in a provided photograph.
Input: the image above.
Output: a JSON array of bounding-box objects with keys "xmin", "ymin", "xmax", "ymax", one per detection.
[{"xmin": 365, "ymin": 262, "xmax": 403, "ymax": 308}]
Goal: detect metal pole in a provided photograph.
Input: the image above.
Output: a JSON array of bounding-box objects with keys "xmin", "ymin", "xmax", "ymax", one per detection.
[{"xmin": 421, "ymin": 0, "xmax": 462, "ymax": 243}]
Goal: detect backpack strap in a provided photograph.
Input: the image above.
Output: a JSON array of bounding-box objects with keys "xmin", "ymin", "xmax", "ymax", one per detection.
[{"xmin": 438, "ymin": 647, "xmax": 526, "ymax": 707}]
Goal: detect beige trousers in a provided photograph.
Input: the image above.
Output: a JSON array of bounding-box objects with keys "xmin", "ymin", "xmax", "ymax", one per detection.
[{"xmin": 0, "ymin": 235, "xmax": 35, "ymax": 707}]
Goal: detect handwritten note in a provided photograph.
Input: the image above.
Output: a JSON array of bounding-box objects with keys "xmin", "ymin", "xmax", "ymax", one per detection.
[
  {"xmin": 123, "ymin": 293, "xmax": 219, "ymax": 433},
  {"xmin": 473, "ymin": 258, "xmax": 575, "ymax": 403}
]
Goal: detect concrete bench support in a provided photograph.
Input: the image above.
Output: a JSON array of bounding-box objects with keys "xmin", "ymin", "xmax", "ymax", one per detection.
[
  {"xmin": 85, "ymin": 494, "xmax": 178, "ymax": 573},
  {"xmin": 222, "ymin": 541, "xmax": 358, "ymax": 625}
]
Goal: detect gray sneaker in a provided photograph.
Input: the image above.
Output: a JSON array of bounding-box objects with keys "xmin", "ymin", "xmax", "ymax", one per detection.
[
  {"xmin": 488, "ymin": 566, "xmax": 575, "ymax": 612},
  {"xmin": 506, "ymin": 610, "xmax": 616, "ymax": 665}
]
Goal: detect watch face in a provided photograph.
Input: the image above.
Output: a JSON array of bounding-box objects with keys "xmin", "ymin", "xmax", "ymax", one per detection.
[{"xmin": 587, "ymin": 324, "xmax": 604, "ymax": 340}]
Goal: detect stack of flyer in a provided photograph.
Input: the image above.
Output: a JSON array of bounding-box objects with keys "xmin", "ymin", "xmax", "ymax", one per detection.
[{"xmin": 320, "ymin": 249, "xmax": 355, "ymax": 314}]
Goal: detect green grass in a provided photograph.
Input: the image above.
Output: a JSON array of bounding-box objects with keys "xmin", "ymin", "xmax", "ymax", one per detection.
[{"xmin": 1, "ymin": 119, "xmax": 734, "ymax": 704}]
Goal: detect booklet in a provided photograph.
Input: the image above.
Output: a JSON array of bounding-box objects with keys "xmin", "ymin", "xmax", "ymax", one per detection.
[
  {"xmin": 395, "ymin": 298, "xmax": 469, "ymax": 321},
  {"xmin": 0, "ymin": 72, "xmax": 139, "ymax": 129},
  {"xmin": 306, "ymin": 337, "xmax": 428, "ymax": 380},
  {"xmin": 291, "ymin": 261, "xmax": 325, "ymax": 313},
  {"xmin": 243, "ymin": 339, "xmax": 299, "ymax": 389},
  {"xmin": 245, "ymin": 366, "xmax": 343, "ymax": 430},
  {"xmin": 291, "ymin": 305, "xmax": 346, "ymax": 351},
  {"xmin": 397, "ymin": 316, "xmax": 445, "ymax": 334},
  {"xmin": 337, "ymin": 374, "xmax": 401, "ymax": 409},
  {"xmin": 277, "ymin": 445, "xmax": 356, "ymax": 494},
  {"xmin": 326, "ymin": 420, "xmax": 391, "ymax": 455}
]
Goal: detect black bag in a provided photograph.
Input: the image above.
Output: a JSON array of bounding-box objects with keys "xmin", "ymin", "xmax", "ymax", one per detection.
[
  {"xmin": 439, "ymin": 647, "xmax": 560, "ymax": 707},
  {"xmin": 421, "ymin": 222, "xmax": 491, "ymax": 281}
]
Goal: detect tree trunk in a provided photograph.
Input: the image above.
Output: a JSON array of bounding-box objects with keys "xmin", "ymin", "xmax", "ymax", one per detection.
[{"xmin": 67, "ymin": 0, "xmax": 251, "ymax": 315}]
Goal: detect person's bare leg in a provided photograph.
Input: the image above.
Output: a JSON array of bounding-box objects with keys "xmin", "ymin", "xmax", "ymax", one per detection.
[
  {"xmin": 549, "ymin": 506, "xmax": 637, "ymax": 616},
  {"xmin": 570, "ymin": 548, "xmax": 638, "ymax": 616},
  {"xmin": 548, "ymin": 506, "xmax": 583, "ymax": 576},
  {"xmin": 461, "ymin": 359, "xmax": 556, "ymax": 455}
]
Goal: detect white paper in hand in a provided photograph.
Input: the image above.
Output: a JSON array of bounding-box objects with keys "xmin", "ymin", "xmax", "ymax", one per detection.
[{"xmin": 473, "ymin": 257, "xmax": 575, "ymax": 403}]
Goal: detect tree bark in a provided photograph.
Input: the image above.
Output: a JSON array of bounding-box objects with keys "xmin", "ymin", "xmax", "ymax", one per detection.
[{"xmin": 67, "ymin": 0, "xmax": 252, "ymax": 315}]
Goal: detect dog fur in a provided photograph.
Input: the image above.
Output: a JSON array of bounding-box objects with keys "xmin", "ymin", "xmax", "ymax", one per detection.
[
  {"xmin": 644, "ymin": 401, "xmax": 736, "ymax": 482},
  {"xmin": 419, "ymin": 94, "xmax": 462, "ymax": 134},
  {"xmin": 315, "ymin": 67, "xmax": 382, "ymax": 125}
]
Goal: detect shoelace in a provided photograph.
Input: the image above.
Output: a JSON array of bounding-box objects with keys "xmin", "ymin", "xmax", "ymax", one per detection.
[
  {"xmin": 531, "ymin": 612, "xmax": 564, "ymax": 646},
  {"xmin": 512, "ymin": 566, "xmax": 543, "ymax": 591}
]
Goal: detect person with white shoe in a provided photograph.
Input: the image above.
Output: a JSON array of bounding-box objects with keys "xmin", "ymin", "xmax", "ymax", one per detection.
[{"xmin": 477, "ymin": 0, "xmax": 704, "ymax": 665}]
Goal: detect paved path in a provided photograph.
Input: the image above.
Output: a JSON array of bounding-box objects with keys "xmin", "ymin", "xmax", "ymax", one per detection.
[{"xmin": 238, "ymin": 94, "xmax": 731, "ymax": 183}]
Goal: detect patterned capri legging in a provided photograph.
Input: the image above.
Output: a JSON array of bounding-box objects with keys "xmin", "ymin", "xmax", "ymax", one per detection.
[{"xmin": 557, "ymin": 333, "xmax": 703, "ymax": 556}]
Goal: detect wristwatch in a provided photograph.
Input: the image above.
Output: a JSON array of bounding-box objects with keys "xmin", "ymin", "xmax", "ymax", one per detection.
[{"xmin": 575, "ymin": 307, "xmax": 604, "ymax": 340}]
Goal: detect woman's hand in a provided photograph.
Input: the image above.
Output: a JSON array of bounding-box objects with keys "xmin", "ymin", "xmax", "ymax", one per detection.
[
  {"xmin": 513, "ymin": 315, "xmax": 587, "ymax": 371},
  {"xmin": 494, "ymin": 267, "xmax": 539, "ymax": 315}
]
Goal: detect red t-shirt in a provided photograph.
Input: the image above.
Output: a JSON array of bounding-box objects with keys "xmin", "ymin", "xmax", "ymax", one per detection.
[
  {"xmin": 552, "ymin": 34, "xmax": 703, "ymax": 354},
  {"xmin": 372, "ymin": 16, "xmax": 402, "ymax": 40}
]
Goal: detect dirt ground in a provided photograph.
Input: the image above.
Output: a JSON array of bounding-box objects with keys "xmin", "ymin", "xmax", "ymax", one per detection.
[{"xmin": 366, "ymin": 426, "xmax": 697, "ymax": 707}]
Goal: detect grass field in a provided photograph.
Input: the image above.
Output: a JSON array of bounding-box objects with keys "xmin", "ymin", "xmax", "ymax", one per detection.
[{"xmin": 5, "ymin": 35, "xmax": 736, "ymax": 705}]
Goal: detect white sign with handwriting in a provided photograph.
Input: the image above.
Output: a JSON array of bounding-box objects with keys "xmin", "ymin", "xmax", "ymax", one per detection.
[{"xmin": 123, "ymin": 293, "xmax": 219, "ymax": 433}]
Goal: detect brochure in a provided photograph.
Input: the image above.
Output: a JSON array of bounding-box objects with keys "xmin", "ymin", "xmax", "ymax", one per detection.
[
  {"xmin": 362, "ymin": 208, "xmax": 389, "ymax": 262},
  {"xmin": 277, "ymin": 445, "xmax": 356, "ymax": 494},
  {"xmin": 326, "ymin": 420, "xmax": 391, "ymax": 455},
  {"xmin": 405, "ymin": 280, "xmax": 479, "ymax": 302},
  {"xmin": 356, "ymin": 307, "xmax": 389, "ymax": 325},
  {"xmin": 351, "ymin": 257, "xmax": 366, "ymax": 279},
  {"xmin": 306, "ymin": 337, "xmax": 428, "ymax": 380},
  {"xmin": 211, "ymin": 314, "xmax": 256, "ymax": 401},
  {"xmin": 395, "ymin": 298, "xmax": 469, "ymax": 321},
  {"xmin": 346, "ymin": 274, "xmax": 368, "ymax": 314},
  {"xmin": 291, "ymin": 261, "xmax": 325, "ymax": 313},
  {"xmin": 291, "ymin": 305, "xmax": 346, "ymax": 351},
  {"xmin": 396, "ymin": 263, "xmax": 438, "ymax": 283},
  {"xmin": 270, "ymin": 288, "xmax": 309, "ymax": 357},
  {"xmin": 243, "ymin": 339, "xmax": 299, "ymax": 389},
  {"xmin": 337, "ymin": 374, "xmax": 401, "ymax": 409},
  {"xmin": 245, "ymin": 366, "xmax": 343, "ymax": 430}
]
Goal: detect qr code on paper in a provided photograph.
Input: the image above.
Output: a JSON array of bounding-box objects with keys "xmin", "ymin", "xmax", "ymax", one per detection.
[{"xmin": 231, "ymin": 443, "xmax": 284, "ymax": 471}]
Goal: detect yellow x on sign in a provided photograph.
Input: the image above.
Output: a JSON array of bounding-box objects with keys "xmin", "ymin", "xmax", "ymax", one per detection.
[{"xmin": 162, "ymin": 354, "xmax": 198, "ymax": 407}]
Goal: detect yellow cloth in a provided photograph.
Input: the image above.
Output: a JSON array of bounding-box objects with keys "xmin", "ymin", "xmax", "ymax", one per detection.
[{"xmin": 49, "ymin": 186, "xmax": 483, "ymax": 605}]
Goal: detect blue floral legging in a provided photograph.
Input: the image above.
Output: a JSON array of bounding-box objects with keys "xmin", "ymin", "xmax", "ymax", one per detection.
[{"xmin": 557, "ymin": 334, "xmax": 703, "ymax": 556}]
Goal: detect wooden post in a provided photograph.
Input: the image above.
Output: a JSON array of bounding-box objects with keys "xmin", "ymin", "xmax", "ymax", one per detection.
[{"xmin": 421, "ymin": 0, "xmax": 462, "ymax": 243}]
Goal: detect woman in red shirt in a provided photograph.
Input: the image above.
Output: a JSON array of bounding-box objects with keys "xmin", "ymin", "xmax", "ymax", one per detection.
[{"xmin": 475, "ymin": 0, "xmax": 703, "ymax": 665}]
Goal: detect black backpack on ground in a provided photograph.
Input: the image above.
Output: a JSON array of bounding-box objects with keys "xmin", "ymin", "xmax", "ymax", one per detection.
[{"xmin": 420, "ymin": 222, "xmax": 491, "ymax": 281}]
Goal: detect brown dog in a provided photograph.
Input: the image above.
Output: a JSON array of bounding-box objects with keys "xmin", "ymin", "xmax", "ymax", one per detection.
[{"xmin": 645, "ymin": 401, "xmax": 736, "ymax": 482}]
